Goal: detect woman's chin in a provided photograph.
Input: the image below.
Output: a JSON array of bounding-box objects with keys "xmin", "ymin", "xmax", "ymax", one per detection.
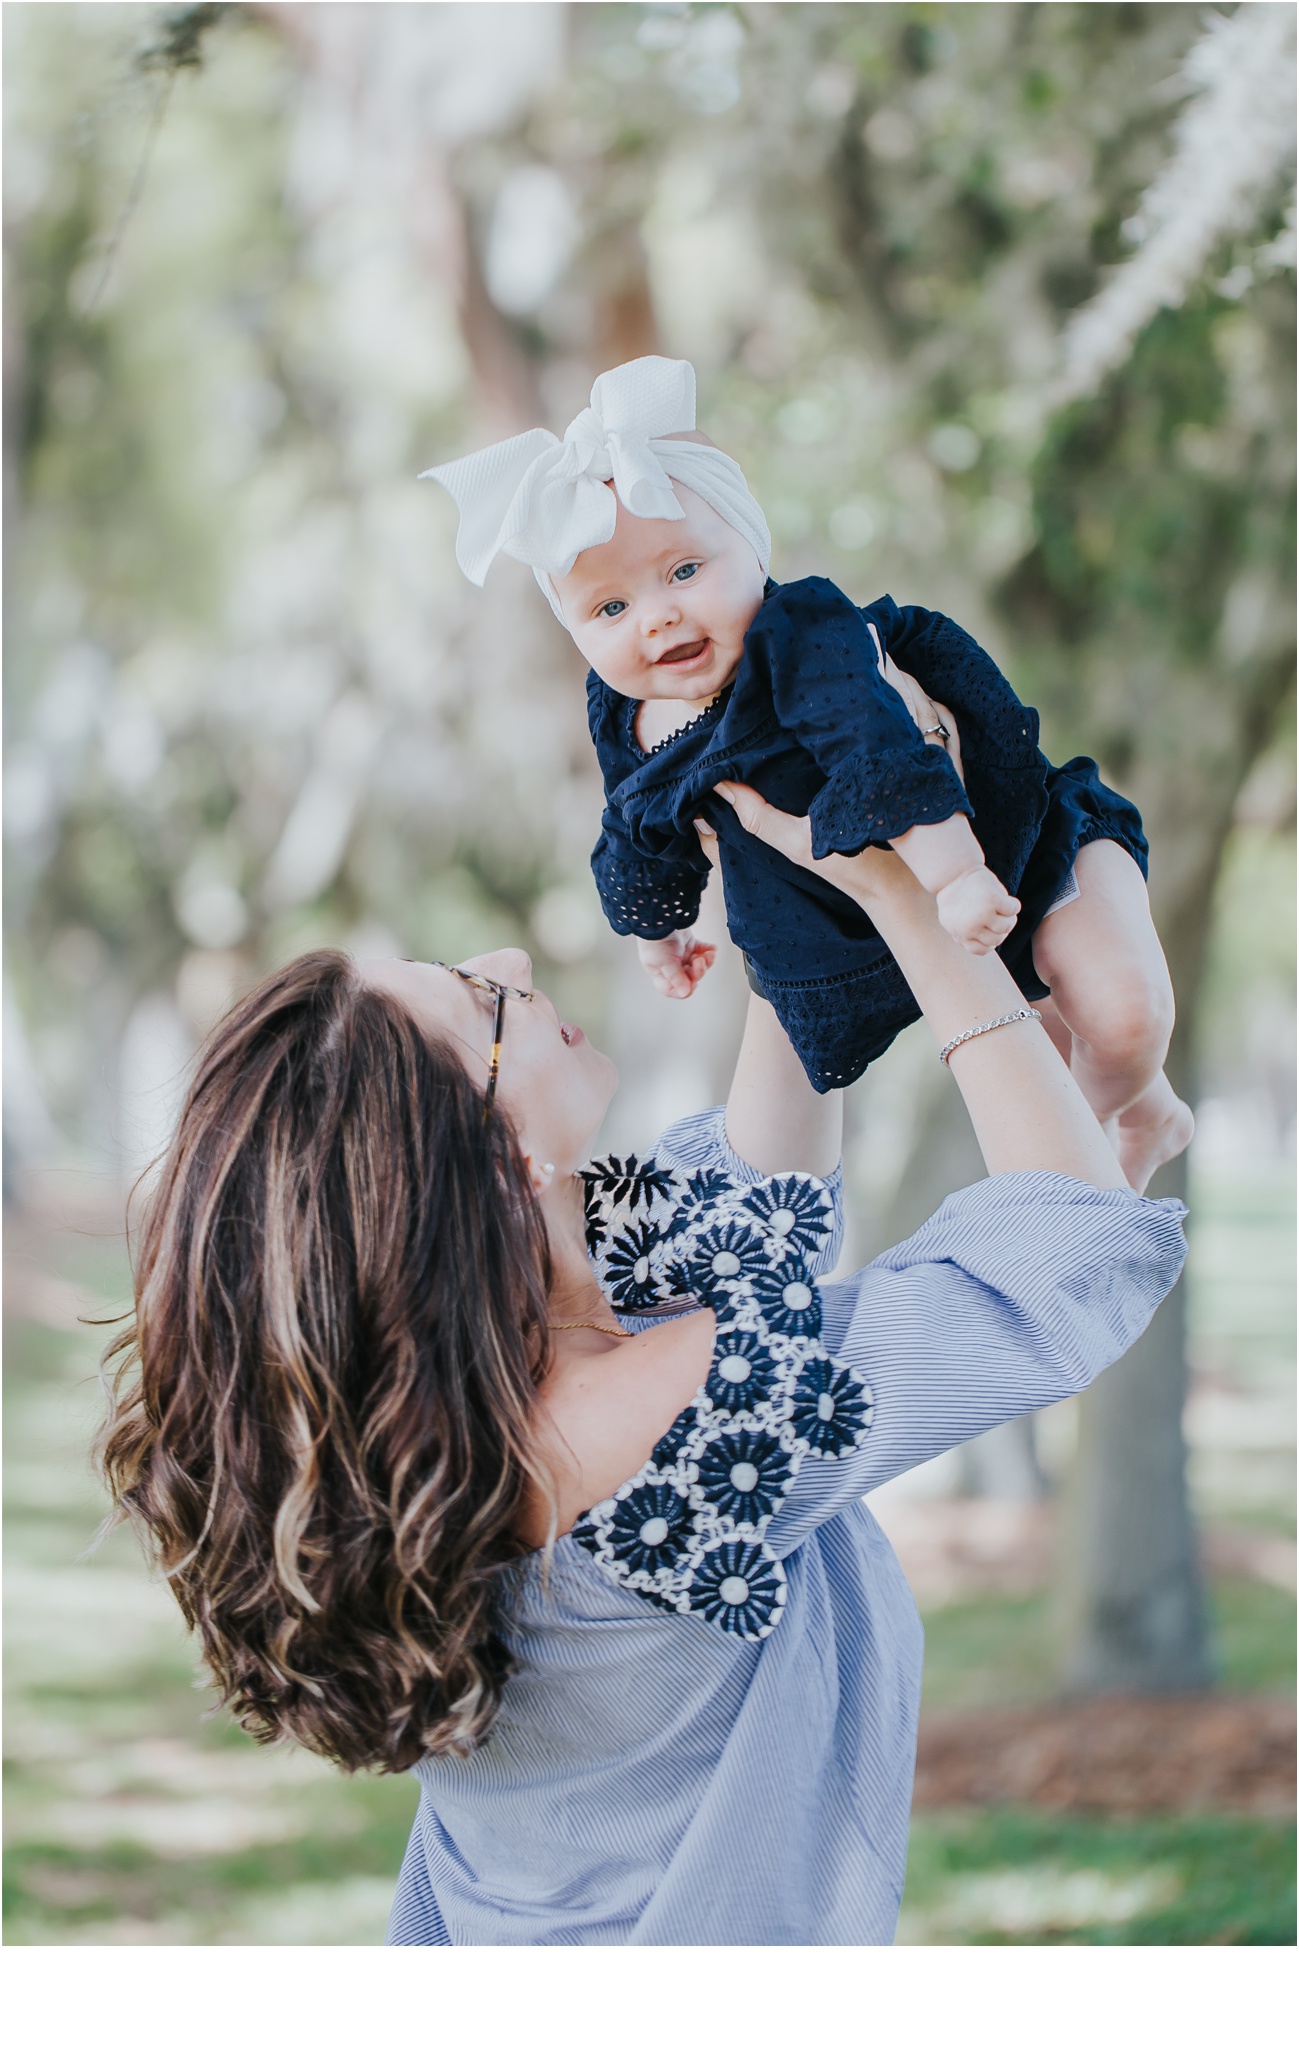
[{"xmin": 585, "ymin": 1049, "xmax": 619, "ymax": 1125}]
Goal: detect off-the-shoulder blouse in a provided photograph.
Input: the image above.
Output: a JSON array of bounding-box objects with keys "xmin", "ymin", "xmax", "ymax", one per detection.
[{"xmin": 387, "ymin": 1108, "xmax": 1186, "ymax": 1947}]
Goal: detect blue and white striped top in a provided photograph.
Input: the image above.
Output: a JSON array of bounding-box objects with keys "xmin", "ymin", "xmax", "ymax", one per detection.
[{"xmin": 387, "ymin": 1108, "xmax": 1186, "ymax": 1947}]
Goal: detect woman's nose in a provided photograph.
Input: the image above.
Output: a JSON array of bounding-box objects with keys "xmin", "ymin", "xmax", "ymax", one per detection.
[{"xmin": 459, "ymin": 947, "xmax": 533, "ymax": 990}]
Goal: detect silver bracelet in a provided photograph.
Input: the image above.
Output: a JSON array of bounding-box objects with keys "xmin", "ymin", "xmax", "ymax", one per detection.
[{"xmin": 939, "ymin": 1007, "xmax": 1042, "ymax": 1066}]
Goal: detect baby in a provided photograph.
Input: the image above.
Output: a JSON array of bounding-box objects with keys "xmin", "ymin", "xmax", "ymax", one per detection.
[{"xmin": 426, "ymin": 356, "xmax": 1191, "ymax": 1192}]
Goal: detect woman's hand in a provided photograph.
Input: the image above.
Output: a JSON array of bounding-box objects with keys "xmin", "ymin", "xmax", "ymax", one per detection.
[
  {"xmin": 866, "ymin": 622, "xmax": 965, "ymax": 786},
  {"xmin": 712, "ymin": 782, "xmax": 908, "ymax": 914}
]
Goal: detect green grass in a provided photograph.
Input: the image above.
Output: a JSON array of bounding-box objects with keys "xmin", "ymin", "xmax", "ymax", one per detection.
[
  {"xmin": 1209, "ymin": 1579, "xmax": 1299, "ymax": 1695},
  {"xmin": 899, "ymin": 1810, "xmax": 1296, "ymax": 1945},
  {"xmin": 919, "ymin": 1595, "xmax": 1058, "ymax": 1712},
  {"xmin": 3, "ymin": 1773, "xmax": 417, "ymax": 1946},
  {"xmin": 919, "ymin": 1579, "xmax": 1296, "ymax": 1713}
]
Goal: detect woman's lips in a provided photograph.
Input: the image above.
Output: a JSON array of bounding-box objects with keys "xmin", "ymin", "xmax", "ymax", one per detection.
[
  {"xmin": 560, "ymin": 1022, "xmax": 584, "ymax": 1047},
  {"xmin": 655, "ymin": 639, "xmax": 710, "ymax": 670}
]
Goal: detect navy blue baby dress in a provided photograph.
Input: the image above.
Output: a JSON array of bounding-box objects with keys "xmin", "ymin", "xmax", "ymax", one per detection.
[{"xmin": 588, "ymin": 576, "xmax": 1147, "ymax": 1090}]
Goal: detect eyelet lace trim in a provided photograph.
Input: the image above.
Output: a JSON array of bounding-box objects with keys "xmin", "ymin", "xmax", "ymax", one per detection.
[
  {"xmin": 627, "ymin": 682, "xmax": 734, "ymax": 762},
  {"xmin": 807, "ymin": 745, "xmax": 971, "ymax": 860},
  {"xmin": 591, "ymin": 843, "xmax": 706, "ymax": 940},
  {"xmin": 572, "ymin": 1155, "xmax": 874, "ymax": 1641}
]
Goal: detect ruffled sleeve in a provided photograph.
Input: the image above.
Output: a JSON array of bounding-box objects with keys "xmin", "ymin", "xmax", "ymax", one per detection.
[
  {"xmin": 746, "ymin": 577, "xmax": 973, "ymax": 858},
  {"xmin": 590, "ymin": 806, "xmax": 708, "ymax": 940}
]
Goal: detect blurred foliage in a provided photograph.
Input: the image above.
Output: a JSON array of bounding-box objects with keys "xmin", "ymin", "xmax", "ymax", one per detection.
[
  {"xmin": 3, "ymin": 1, "xmax": 1293, "ymax": 1167},
  {"xmin": 1197, "ymin": 826, "xmax": 1297, "ymax": 1119}
]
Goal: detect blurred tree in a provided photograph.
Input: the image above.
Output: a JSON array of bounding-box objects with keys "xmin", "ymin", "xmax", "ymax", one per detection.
[
  {"xmin": 539, "ymin": 0, "xmax": 1295, "ymax": 1687},
  {"xmin": 4, "ymin": 2, "xmax": 1293, "ymax": 1694},
  {"xmin": 769, "ymin": 0, "xmax": 1290, "ymax": 1690}
]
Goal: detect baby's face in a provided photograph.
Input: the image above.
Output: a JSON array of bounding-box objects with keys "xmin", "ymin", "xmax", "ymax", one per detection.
[{"xmin": 555, "ymin": 483, "xmax": 766, "ymax": 702}]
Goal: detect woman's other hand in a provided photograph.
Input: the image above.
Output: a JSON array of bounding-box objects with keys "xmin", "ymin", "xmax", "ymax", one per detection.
[
  {"xmin": 866, "ymin": 622, "xmax": 965, "ymax": 786},
  {"xmin": 712, "ymin": 781, "xmax": 905, "ymax": 910},
  {"xmin": 636, "ymin": 930, "xmax": 716, "ymax": 1000}
]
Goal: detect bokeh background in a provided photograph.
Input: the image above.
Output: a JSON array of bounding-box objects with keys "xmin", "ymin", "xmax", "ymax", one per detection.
[{"xmin": 4, "ymin": 1, "xmax": 1294, "ymax": 1945}]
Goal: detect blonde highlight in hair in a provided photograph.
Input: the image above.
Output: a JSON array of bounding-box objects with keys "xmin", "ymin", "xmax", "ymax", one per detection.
[{"xmin": 97, "ymin": 951, "xmax": 553, "ymax": 1770}]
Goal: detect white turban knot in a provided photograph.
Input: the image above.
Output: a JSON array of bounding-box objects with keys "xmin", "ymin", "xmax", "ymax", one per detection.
[{"xmin": 421, "ymin": 356, "xmax": 771, "ymax": 624}]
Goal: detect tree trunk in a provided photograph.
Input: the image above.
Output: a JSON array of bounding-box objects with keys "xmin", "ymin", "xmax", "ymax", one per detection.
[
  {"xmin": 1056, "ymin": 1146, "xmax": 1213, "ymax": 1692},
  {"xmin": 1052, "ymin": 772, "xmax": 1238, "ymax": 1693}
]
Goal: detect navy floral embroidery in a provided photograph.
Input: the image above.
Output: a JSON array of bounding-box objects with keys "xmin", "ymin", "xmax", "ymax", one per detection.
[
  {"xmin": 748, "ymin": 1258, "xmax": 823, "ymax": 1338},
  {"xmin": 694, "ymin": 1431, "xmax": 793, "ymax": 1529},
  {"xmin": 676, "ymin": 1167, "xmax": 735, "ymax": 1217},
  {"xmin": 743, "ymin": 1178, "xmax": 834, "ymax": 1259},
  {"xmin": 705, "ymin": 1331, "xmax": 778, "ymax": 1416},
  {"xmin": 654, "ymin": 1407, "xmax": 701, "ymax": 1467},
  {"xmin": 582, "ymin": 1154, "xmax": 674, "ymax": 1210},
  {"xmin": 788, "ymin": 1357, "xmax": 875, "ymax": 1457},
  {"xmin": 684, "ymin": 1541, "xmax": 787, "ymax": 1636},
  {"xmin": 688, "ymin": 1222, "xmax": 770, "ymax": 1305},
  {"xmin": 571, "ymin": 1145, "xmax": 873, "ymax": 1643},
  {"xmin": 602, "ymin": 1219, "xmax": 668, "ymax": 1311},
  {"xmin": 580, "ymin": 1153, "xmax": 676, "ymax": 1256},
  {"xmin": 604, "ymin": 1482, "xmax": 695, "ymax": 1578}
]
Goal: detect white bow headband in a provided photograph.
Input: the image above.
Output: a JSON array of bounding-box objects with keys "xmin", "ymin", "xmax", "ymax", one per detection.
[{"xmin": 421, "ymin": 356, "xmax": 771, "ymax": 626}]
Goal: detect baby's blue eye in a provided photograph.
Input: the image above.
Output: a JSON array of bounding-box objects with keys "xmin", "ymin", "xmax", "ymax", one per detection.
[
  {"xmin": 672, "ymin": 562, "xmax": 700, "ymax": 582},
  {"xmin": 598, "ymin": 599, "xmax": 628, "ymax": 618}
]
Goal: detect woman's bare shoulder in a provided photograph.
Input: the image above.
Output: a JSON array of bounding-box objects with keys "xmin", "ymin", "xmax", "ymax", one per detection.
[{"xmin": 518, "ymin": 1310, "xmax": 716, "ymax": 1548}]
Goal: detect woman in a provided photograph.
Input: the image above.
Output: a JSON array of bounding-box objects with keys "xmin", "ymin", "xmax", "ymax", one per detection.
[{"xmin": 99, "ymin": 787, "xmax": 1186, "ymax": 1946}]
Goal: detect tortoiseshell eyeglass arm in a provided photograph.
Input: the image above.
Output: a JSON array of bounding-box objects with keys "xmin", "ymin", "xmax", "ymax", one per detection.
[{"xmin": 483, "ymin": 983, "xmax": 507, "ymax": 1117}]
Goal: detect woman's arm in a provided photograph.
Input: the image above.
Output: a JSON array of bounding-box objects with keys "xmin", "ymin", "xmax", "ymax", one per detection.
[
  {"xmin": 693, "ymin": 818, "xmax": 843, "ymax": 1177},
  {"xmin": 715, "ymin": 783, "xmax": 1126, "ymax": 1192},
  {"xmin": 726, "ymin": 987, "xmax": 843, "ymax": 1177}
]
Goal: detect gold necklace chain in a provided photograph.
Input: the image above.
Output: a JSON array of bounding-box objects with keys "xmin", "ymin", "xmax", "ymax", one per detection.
[{"xmin": 550, "ymin": 1318, "xmax": 631, "ymax": 1339}]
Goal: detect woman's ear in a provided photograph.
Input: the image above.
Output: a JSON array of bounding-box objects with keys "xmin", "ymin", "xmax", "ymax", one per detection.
[{"xmin": 522, "ymin": 1153, "xmax": 556, "ymax": 1196}]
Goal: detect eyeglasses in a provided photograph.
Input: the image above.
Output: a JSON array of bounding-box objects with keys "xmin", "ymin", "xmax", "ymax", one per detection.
[{"xmin": 428, "ymin": 962, "xmax": 536, "ymax": 1116}]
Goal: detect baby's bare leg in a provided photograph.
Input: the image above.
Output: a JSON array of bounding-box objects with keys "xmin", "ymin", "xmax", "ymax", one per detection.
[{"xmin": 1030, "ymin": 840, "xmax": 1193, "ymax": 1192}]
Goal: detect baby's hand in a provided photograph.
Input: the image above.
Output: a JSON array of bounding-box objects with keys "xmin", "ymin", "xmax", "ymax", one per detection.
[
  {"xmin": 935, "ymin": 865, "xmax": 1020, "ymax": 954},
  {"xmin": 636, "ymin": 931, "xmax": 717, "ymax": 999}
]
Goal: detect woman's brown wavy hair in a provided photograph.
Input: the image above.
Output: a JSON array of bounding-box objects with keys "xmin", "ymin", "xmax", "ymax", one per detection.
[{"xmin": 97, "ymin": 950, "xmax": 554, "ymax": 1771}]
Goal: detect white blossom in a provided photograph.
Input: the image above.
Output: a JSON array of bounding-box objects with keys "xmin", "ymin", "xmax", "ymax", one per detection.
[{"xmin": 1055, "ymin": 5, "xmax": 1296, "ymax": 402}]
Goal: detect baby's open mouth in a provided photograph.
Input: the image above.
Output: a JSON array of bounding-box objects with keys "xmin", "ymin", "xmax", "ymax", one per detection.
[{"xmin": 656, "ymin": 639, "xmax": 709, "ymax": 666}]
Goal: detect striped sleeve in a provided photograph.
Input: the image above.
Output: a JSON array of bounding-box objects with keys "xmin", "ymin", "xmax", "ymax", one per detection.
[{"xmin": 766, "ymin": 1171, "xmax": 1187, "ymax": 1557}]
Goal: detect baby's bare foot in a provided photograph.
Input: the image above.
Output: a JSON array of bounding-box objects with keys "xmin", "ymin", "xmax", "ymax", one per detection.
[{"xmin": 1116, "ymin": 1077, "xmax": 1195, "ymax": 1194}]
